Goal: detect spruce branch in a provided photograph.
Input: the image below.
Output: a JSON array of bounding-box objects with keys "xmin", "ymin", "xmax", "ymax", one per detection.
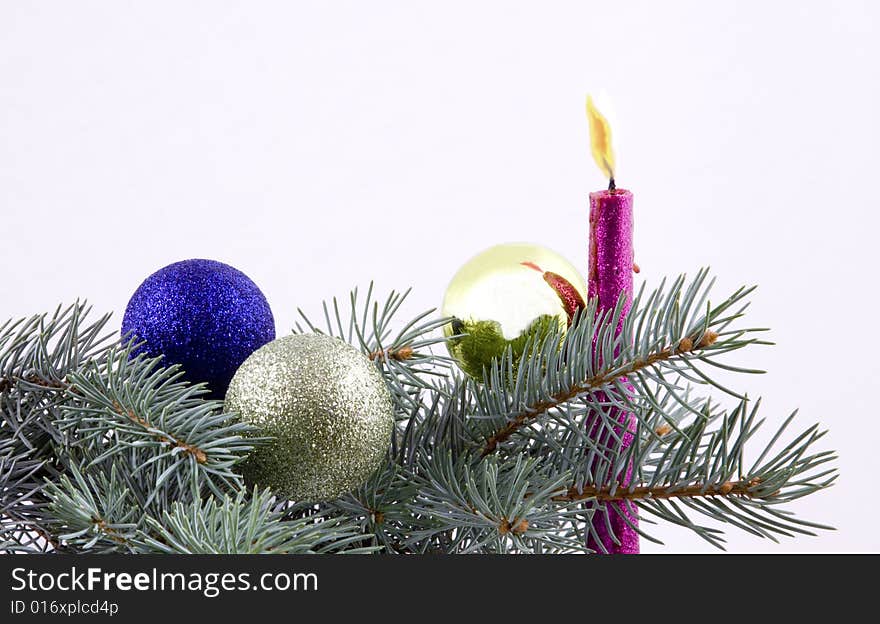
[
  {"xmin": 59, "ymin": 343, "xmax": 260, "ymax": 500},
  {"xmin": 314, "ymin": 464, "xmax": 422, "ymax": 554},
  {"xmin": 0, "ymin": 269, "xmax": 838, "ymax": 554},
  {"xmin": 404, "ymin": 454, "xmax": 591, "ymax": 554},
  {"xmin": 44, "ymin": 463, "xmax": 140, "ymax": 553},
  {"xmin": 0, "ymin": 302, "xmax": 118, "ymax": 552},
  {"xmin": 0, "ymin": 302, "xmax": 115, "ymax": 458},
  {"xmin": 293, "ymin": 283, "xmax": 454, "ymax": 409},
  {"xmin": 429, "ymin": 270, "xmax": 835, "ymax": 549},
  {"xmin": 472, "ymin": 269, "xmax": 767, "ymax": 458},
  {"xmin": 552, "ymin": 396, "xmax": 834, "ymax": 548},
  {"xmin": 396, "ymin": 378, "xmax": 472, "ymax": 466},
  {"xmin": 479, "ymin": 328, "xmax": 719, "ymax": 457},
  {"xmin": 0, "ymin": 302, "xmax": 115, "ymax": 389},
  {"xmin": 136, "ymin": 488, "xmax": 374, "ymax": 554},
  {"xmin": 0, "ymin": 441, "xmax": 54, "ymax": 552}
]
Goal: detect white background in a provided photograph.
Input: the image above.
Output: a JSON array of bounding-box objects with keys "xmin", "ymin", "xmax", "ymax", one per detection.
[{"xmin": 1, "ymin": 1, "xmax": 877, "ymax": 553}]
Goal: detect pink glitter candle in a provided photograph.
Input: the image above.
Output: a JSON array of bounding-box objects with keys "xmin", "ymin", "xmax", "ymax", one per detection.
[
  {"xmin": 587, "ymin": 188, "xmax": 639, "ymax": 554},
  {"xmin": 585, "ymin": 95, "xmax": 639, "ymax": 554},
  {"xmin": 588, "ymin": 189, "xmax": 634, "ymax": 317}
]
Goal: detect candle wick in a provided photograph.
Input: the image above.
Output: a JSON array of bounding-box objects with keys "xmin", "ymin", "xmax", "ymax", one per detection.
[{"xmin": 608, "ymin": 177, "xmax": 616, "ymax": 192}]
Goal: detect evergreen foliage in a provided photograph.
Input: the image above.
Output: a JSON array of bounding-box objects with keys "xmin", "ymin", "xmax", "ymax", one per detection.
[{"xmin": 0, "ymin": 272, "xmax": 836, "ymax": 553}]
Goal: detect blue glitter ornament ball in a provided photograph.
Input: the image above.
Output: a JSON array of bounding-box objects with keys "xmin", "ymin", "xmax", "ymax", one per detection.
[{"xmin": 122, "ymin": 259, "xmax": 276, "ymax": 399}]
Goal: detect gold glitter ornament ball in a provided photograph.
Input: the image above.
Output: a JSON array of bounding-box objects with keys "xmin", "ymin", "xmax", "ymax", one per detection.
[
  {"xmin": 442, "ymin": 243, "xmax": 587, "ymax": 379},
  {"xmin": 225, "ymin": 333, "xmax": 394, "ymax": 502}
]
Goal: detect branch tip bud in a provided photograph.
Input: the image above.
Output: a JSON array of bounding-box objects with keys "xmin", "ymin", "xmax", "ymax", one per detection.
[{"xmin": 698, "ymin": 331, "xmax": 719, "ymax": 348}]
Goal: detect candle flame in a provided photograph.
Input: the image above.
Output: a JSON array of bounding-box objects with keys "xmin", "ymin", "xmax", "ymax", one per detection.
[{"xmin": 586, "ymin": 95, "xmax": 616, "ymax": 181}]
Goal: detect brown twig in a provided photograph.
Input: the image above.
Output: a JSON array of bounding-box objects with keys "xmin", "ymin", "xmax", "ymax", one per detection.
[
  {"xmin": 480, "ymin": 330, "xmax": 719, "ymax": 457},
  {"xmin": 111, "ymin": 401, "xmax": 208, "ymax": 464},
  {"xmin": 554, "ymin": 477, "xmax": 763, "ymax": 503},
  {"xmin": 654, "ymin": 423, "xmax": 673, "ymax": 437},
  {"xmin": 368, "ymin": 345, "xmax": 414, "ymax": 362},
  {"xmin": 499, "ymin": 517, "xmax": 529, "ymax": 535},
  {"xmin": 93, "ymin": 517, "xmax": 132, "ymax": 545},
  {"xmin": 0, "ymin": 374, "xmax": 71, "ymax": 393}
]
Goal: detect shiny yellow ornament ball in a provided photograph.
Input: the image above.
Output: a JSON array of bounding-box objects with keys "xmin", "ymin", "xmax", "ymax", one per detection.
[{"xmin": 441, "ymin": 242, "xmax": 587, "ymax": 379}]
